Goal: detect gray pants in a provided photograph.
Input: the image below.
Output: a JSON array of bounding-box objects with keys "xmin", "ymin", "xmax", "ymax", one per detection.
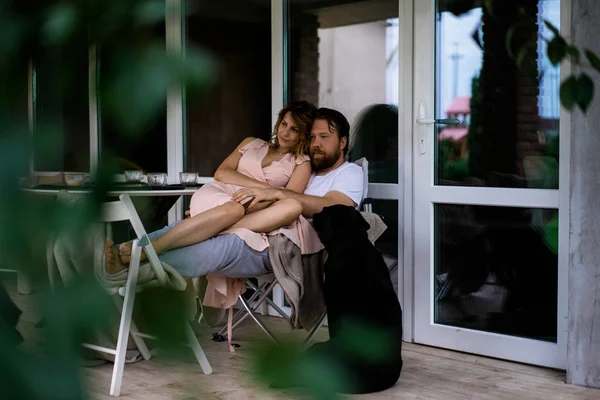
[{"xmin": 146, "ymin": 221, "xmax": 272, "ymax": 279}]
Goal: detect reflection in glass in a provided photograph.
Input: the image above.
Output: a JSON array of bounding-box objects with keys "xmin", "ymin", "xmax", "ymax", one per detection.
[
  {"xmin": 435, "ymin": 1, "xmax": 560, "ymax": 189},
  {"xmin": 186, "ymin": 1, "xmax": 272, "ymax": 177},
  {"xmin": 288, "ymin": 0, "xmax": 399, "ymax": 183},
  {"xmin": 350, "ymin": 104, "xmax": 398, "ymax": 183},
  {"xmin": 434, "ymin": 204, "xmax": 558, "ymax": 342},
  {"xmin": 34, "ymin": 45, "xmax": 90, "ymax": 172},
  {"xmin": 99, "ymin": 7, "xmax": 166, "ymax": 173}
]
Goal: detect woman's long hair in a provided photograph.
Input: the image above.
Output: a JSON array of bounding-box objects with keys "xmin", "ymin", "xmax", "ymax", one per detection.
[{"xmin": 270, "ymin": 100, "xmax": 317, "ymax": 158}]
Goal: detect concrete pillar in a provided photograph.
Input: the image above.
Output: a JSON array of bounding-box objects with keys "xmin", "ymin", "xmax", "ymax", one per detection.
[{"xmin": 567, "ymin": 0, "xmax": 600, "ymax": 389}]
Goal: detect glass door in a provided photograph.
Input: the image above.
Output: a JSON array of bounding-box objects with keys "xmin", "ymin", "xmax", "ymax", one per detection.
[{"xmin": 413, "ymin": 0, "xmax": 567, "ymax": 368}]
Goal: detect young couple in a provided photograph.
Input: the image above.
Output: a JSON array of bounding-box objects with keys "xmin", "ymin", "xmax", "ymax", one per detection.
[{"xmin": 104, "ymin": 101, "xmax": 364, "ymax": 291}]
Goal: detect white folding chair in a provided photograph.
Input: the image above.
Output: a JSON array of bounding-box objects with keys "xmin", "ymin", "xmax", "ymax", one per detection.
[
  {"xmin": 211, "ymin": 273, "xmax": 287, "ymax": 345},
  {"xmin": 85, "ymin": 194, "xmax": 212, "ymax": 397},
  {"xmin": 212, "ymin": 158, "xmax": 388, "ymax": 348}
]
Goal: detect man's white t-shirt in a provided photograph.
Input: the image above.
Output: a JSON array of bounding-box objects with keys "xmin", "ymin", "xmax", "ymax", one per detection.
[{"xmin": 304, "ymin": 161, "xmax": 364, "ymax": 208}]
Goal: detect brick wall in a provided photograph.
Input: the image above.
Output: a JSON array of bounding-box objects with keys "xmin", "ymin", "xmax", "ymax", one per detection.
[
  {"xmin": 290, "ymin": 11, "xmax": 320, "ymax": 105},
  {"xmin": 516, "ymin": 75, "xmax": 542, "ymax": 177},
  {"xmin": 514, "ymin": 1, "xmax": 543, "ymax": 178},
  {"xmin": 477, "ymin": 0, "xmax": 543, "ymax": 182}
]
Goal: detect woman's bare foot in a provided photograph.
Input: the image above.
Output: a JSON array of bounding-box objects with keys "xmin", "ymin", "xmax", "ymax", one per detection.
[
  {"xmin": 118, "ymin": 242, "xmax": 149, "ymax": 264},
  {"xmin": 104, "ymin": 240, "xmax": 128, "ymax": 275},
  {"xmin": 118, "ymin": 242, "xmax": 133, "ymax": 264}
]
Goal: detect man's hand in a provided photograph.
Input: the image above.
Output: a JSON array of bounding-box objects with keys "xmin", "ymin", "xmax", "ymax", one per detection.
[
  {"xmin": 234, "ymin": 186, "xmax": 357, "ymax": 218},
  {"xmin": 232, "ymin": 187, "xmax": 285, "ymax": 209},
  {"xmin": 185, "ymin": 209, "xmax": 191, "ymax": 219}
]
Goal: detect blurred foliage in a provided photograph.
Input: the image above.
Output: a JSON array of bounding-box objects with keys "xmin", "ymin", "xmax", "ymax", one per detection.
[
  {"xmin": 0, "ymin": 279, "xmax": 112, "ymax": 400},
  {"xmin": 249, "ymin": 319, "xmax": 396, "ymax": 400},
  {"xmin": 444, "ymin": 0, "xmax": 600, "ymax": 113},
  {"xmin": 438, "ymin": 139, "xmax": 469, "ymax": 182},
  {"xmin": 441, "ymin": 157, "xmax": 470, "ymax": 182},
  {"xmin": 136, "ymin": 287, "xmax": 190, "ymax": 361},
  {"xmin": 0, "ymin": 0, "xmax": 216, "ymax": 398},
  {"xmin": 250, "ymin": 337, "xmax": 349, "ymax": 400},
  {"xmin": 1, "ymin": 1, "xmax": 399, "ymax": 399}
]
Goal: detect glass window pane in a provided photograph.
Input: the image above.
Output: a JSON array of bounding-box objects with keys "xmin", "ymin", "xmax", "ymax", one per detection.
[
  {"xmin": 435, "ymin": 1, "xmax": 560, "ymax": 189},
  {"xmin": 185, "ymin": 1, "xmax": 272, "ymax": 176},
  {"xmin": 288, "ymin": 0, "xmax": 399, "ymax": 183},
  {"xmin": 434, "ymin": 204, "xmax": 558, "ymax": 342},
  {"xmin": 34, "ymin": 45, "xmax": 90, "ymax": 172},
  {"xmin": 99, "ymin": 9, "xmax": 167, "ymax": 173}
]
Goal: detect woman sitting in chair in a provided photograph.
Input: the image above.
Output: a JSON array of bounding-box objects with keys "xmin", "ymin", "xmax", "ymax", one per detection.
[{"xmin": 106, "ymin": 100, "xmax": 322, "ymax": 274}]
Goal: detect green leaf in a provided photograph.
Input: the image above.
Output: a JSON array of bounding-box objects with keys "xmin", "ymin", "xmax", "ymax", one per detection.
[
  {"xmin": 567, "ymin": 45, "xmax": 580, "ymax": 63},
  {"xmin": 136, "ymin": 288, "xmax": 190, "ymax": 360},
  {"xmin": 250, "ymin": 338, "xmax": 347, "ymax": 400},
  {"xmin": 134, "ymin": 0, "xmax": 166, "ymax": 25},
  {"xmin": 43, "ymin": 4, "xmax": 78, "ymax": 46},
  {"xmin": 544, "ymin": 20, "xmax": 560, "ymax": 37},
  {"xmin": 174, "ymin": 46, "xmax": 218, "ymax": 95},
  {"xmin": 102, "ymin": 51, "xmax": 169, "ymax": 136},
  {"xmin": 560, "ymin": 76, "xmax": 578, "ymax": 111},
  {"xmin": 505, "ymin": 25, "xmax": 517, "ymax": 59},
  {"xmin": 516, "ymin": 47, "xmax": 538, "ymax": 81},
  {"xmin": 547, "ymin": 36, "xmax": 567, "ymax": 66},
  {"xmin": 575, "ymin": 73, "xmax": 594, "ymax": 113},
  {"xmin": 585, "ymin": 49, "xmax": 600, "ymax": 73},
  {"xmin": 102, "ymin": 43, "xmax": 217, "ymax": 136},
  {"xmin": 560, "ymin": 74, "xmax": 596, "ymax": 112}
]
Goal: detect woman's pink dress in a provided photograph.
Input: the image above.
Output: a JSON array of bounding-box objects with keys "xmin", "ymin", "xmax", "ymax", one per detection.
[{"xmin": 189, "ymin": 138, "xmax": 323, "ymax": 311}]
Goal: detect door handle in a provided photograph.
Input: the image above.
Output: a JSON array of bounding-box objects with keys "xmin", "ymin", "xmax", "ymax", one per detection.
[
  {"xmin": 416, "ymin": 102, "xmax": 461, "ymax": 154},
  {"xmin": 417, "ymin": 102, "xmax": 431, "ymax": 154},
  {"xmin": 436, "ymin": 118, "xmax": 460, "ymax": 125},
  {"xmin": 416, "ymin": 117, "xmax": 435, "ymax": 125},
  {"xmin": 416, "ymin": 117, "xmax": 460, "ymax": 125}
]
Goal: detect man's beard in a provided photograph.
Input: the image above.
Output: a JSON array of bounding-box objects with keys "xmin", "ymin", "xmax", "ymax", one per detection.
[{"xmin": 310, "ymin": 148, "xmax": 341, "ymax": 171}]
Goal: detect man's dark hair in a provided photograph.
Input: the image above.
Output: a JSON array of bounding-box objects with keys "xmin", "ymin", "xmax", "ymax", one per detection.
[{"xmin": 314, "ymin": 107, "xmax": 350, "ymax": 155}]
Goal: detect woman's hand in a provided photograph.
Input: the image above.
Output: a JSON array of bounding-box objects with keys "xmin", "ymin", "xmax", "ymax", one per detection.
[
  {"xmin": 246, "ymin": 200, "xmax": 274, "ymax": 213},
  {"xmin": 232, "ymin": 187, "xmax": 285, "ymax": 209}
]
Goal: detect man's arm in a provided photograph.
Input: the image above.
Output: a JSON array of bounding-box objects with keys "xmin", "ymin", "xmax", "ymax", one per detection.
[
  {"xmin": 280, "ymin": 189, "xmax": 356, "ymax": 218},
  {"xmin": 231, "ymin": 187, "xmax": 356, "ymax": 218},
  {"xmin": 232, "ymin": 163, "xmax": 364, "ymax": 217}
]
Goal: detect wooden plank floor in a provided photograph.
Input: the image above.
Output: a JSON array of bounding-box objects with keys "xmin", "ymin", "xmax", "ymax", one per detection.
[{"xmin": 6, "ymin": 278, "xmax": 600, "ymax": 400}]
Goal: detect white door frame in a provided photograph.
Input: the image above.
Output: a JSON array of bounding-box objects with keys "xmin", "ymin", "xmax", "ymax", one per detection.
[
  {"xmin": 166, "ymin": 0, "xmax": 185, "ymax": 224},
  {"xmin": 398, "ymin": 0, "xmax": 415, "ymax": 343},
  {"xmin": 265, "ymin": 0, "xmax": 415, "ymax": 325},
  {"xmin": 268, "ymin": 0, "xmax": 288, "ymax": 317},
  {"xmin": 411, "ymin": 0, "xmax": 570, "ymax": 369}
]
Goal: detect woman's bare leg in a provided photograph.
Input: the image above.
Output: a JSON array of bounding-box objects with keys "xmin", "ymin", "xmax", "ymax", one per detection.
[
  {"xmin": 119, "ymin": 201, "xmax": 245, "ymax": 263},
  {"xmin": 226, "ymin": 199, "xmax": 303, "ymax": 233}
]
